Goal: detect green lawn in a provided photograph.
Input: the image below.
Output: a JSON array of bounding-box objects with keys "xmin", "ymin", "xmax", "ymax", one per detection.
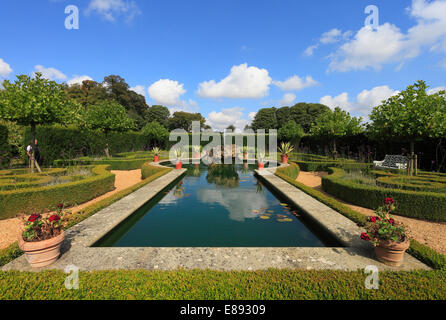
[{"xmin": 0, "ymin": 269, "xmax": 444, "ymax": 300}]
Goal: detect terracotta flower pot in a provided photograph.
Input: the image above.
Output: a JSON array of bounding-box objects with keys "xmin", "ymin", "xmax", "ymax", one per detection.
[
  {"xmin": 281, "ymin": 154, "xmax": 289, "ymax": 164},
  {"xmin": 194, "ymin": 153, "xmax": 200, "ymax": 159},
  {"xmin": 258, "ymin": 162, "xmax": 265, "ymax": 170},
  {"xmin": 176, "ymin": 162, "xmax": 183, "ymax": 169},
  {"xmin": 243, "ymin": 153, "xmax": 248, "ymax": 160},
  {"xmin": 18, "ymin": 231, "xmax": 65, "ymax": 268},
  {"xmin": 374, "ymin": 239, "xmax": 410, "ymax": 267},
  {"xmin": 153, "ymin": 155, "xmax": 160, "ymax": 163}
]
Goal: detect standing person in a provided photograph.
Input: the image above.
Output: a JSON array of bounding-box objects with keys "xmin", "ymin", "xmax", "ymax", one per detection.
[{"xmin": 26, "ymin": 139, "xmax": 42, "ymax": 168}]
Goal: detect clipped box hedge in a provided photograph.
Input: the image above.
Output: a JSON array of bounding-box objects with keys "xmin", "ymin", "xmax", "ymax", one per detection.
[
  {"xmin": 0, "ymin": 168, "xmax": 68, "ymax": 191},
  {"xmin": 53, "ymin": 151, "xmax": 157, "ymax": 171},
  {"xmin": 54, "ymin": 157, "xmax": 152, "ymax": 170},
  {"xmin": 0, "ymin": 165, "xmax": 115, "ymax": 220},
  {"xmin": 293, "ymin": 160, "xmax": 370, "ymax": 172},
  {"xmin": 276, "ymin": 163, "xmax": 300, "ymax": 180},
  {"xmin": 321, "ymin": 167, "xmax": 446, "ymax": 221}
]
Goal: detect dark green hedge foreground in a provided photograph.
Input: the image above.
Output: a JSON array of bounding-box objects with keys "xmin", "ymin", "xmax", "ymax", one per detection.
[{"xmin": 0, "ymin": 269, "xmax": 444, "ymax": 300}]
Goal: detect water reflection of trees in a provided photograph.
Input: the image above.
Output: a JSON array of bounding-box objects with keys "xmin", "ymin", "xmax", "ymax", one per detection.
[{"xmin": 206, "ymin": 164, "xmax": 240, "ymax": 188}]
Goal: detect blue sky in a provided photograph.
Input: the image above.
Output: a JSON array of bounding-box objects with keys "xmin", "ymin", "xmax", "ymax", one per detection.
[{"xmin": 0, "ymin": 0, "xmax": 445, "ymax": 130}]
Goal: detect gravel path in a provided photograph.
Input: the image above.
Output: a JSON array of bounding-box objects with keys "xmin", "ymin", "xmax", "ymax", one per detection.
[
  {"xmin": 0, "ymin": 170, "xmax": 142, "ymax": 250},
  {"xmin": 297, "ymin": 171, "xmax": 446, "ymax": 255}
]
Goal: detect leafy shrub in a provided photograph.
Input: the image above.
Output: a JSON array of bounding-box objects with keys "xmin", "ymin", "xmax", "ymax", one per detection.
[{"xmin": 322, "ymin": 167, "xmax": 446, "ymax": 221}]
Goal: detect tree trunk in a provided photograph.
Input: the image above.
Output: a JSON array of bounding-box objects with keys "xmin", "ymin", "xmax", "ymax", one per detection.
[
  {"xmin": 410, "ymin": 141, "xmax": 415, "ymax": 176},
  {"xmin": 30, "ymin": 124, "xmax": 36, "ymax": 173},
  {"xmin": 104, "ymin": 131, "xmax": 110, "ymax": 158},
  {"xmin": 333, "ymin": 138, "xmax": 338, "ymax": 160}
]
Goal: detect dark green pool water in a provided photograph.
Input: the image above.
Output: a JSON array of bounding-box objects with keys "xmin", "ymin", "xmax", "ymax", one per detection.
[{"xmin": 95, "ymin": 163, "xmax": 338, "ymax": 247}]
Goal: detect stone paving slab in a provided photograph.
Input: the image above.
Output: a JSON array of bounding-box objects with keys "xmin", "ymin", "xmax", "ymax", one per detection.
[
  {"xmin": 2, "ymin": 246, "xmax": 428, "ymax": 272},
  {"xmin": 2, "ymin": 164, "xmax": 429, "ymax": 272}
]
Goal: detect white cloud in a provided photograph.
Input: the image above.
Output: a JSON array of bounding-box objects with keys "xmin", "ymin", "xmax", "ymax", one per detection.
[
  {"xmin": 304, "ymin": 29, "xmax": 352, "ymax": 56},
  {"xmin": 273, "ymin": 75, "xmax": 318, "ymax": 91},
  {"xmin": 277, "ymin": 93, "xmax": 296, "ymax": 106},
  {"xmin": 329, "ymin": 24, "xmax": 407, "ymax": 72},
  {"xmin": 427, "ymin": 86, "xmax": 446, "ymax": 94},
  {"xmin": 67, "ymin": 75, "xmax": 93, "ymax": 86},
  {"xmin": 248, "ymin": 112, "xmax": 257, "ymax": 120},
  {"xmin": 33, "ymin": 65, "xmax": 67, "ymax": 81},
  {"xmin": 197, "ymin": 63, "xmax": 272, "ymax": 99},
  {"xmin": 304, "ymin": 44, "xmax": 319, "ymax": 56},
  {"xmin": 320, "ymin": 28, "xmax": 343, "ymax": 44},
  {"xmin": 327, "ymin": 0, "xmax": 446, "ymax": 72},
  {"xmin": 129, "ymin": 85, "xmax": 145, "ymax": 96},
  {"xmin": 206, "ymin": 107, "xmax": 251, "ymax": 132},
  {"xmin": 320, "ymin": 85, "xmax": 399, "ymax": 116},
  {"xmin": 320, "ymin": 92, "xmax": 352, "ymax": 111},
  {"xmin": 85, "ymin": 0, "xmax": 141, "ymax": 22},
  {"xmin": 0, "ymin": 58, "xmax": 12, "ymax": 77},
  {"xmin": 148, "ymin": 79, "xmax": 186, "ymax": 106},
  {"xmin": 356, "ymin": 86, "xmax": 399, "ymax": 114}
]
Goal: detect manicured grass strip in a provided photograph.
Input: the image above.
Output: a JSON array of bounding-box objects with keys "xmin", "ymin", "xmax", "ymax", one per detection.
[
  {"xmin": 275, "ymin": 169, "xmax": 446, "ymax": 270},
  {"xmin": 0, "ymin": 269, "xmax": 444, "ymax": 300},
  {"xmin": 0, "ymin": 243, "xmax": 22, "ymax": 268},
  {"xmin": 0, "ymin": 165, "xmax": 173, "ymax": 267}
]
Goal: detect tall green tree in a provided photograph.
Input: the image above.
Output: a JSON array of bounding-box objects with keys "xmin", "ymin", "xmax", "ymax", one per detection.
[
  {"xmin": 251, "ymin": 107, "xmax": 278, "ymax": 131},
  {"xmin": 168, "ymin": 111, "xmax": 206, "ymax": 131},
  {"xmin": 368, "ymin": 80, "xmax": 446, "ymax": 174},
  {"xmin": 289, "ymin": 102, "xmax": 330, "ymax": 133},
  {"xmin": 141, "ymin": 121, "xmax": 170, "ymax": 148},
  {"xmin": 276, "ymin": 106, "xmax": 291, "ymax": 128},
  {"xmin": 147, "ymin": 105, "xmax": 170, "ymax": 128},
  {"xmin": 278, "ymin": 120, "xmax": 305, "ymax": 148},
  {"xmin": 101, "ymin": 75, "xmax": 149, "ymax": 129},
  {"xmin": 0, "ymin": 73, "xmax": 78, "ymax": 171},
  {"xmin": 84, "ymin": 100, "xmax": 134, "ymax": 157},
  {"xmin": 310, "ymin": 107, "xmax": 363, "ymax": 159},
  {"xmin": 65, "ymin": 80, "xmax": 108, "ymax": 109}
]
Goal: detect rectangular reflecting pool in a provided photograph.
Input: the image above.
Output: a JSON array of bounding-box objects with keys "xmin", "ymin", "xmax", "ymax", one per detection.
[{"xmin": 95, "ymin": 163, "xmax": 340, "ymax": 247}]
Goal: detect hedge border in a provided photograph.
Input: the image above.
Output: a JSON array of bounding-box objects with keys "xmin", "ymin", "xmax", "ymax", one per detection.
[
  {"xmin": 275, "ymin": 167, "xmax": 446, "ymax": 270},
  {"xmin": 0, "ymin": 163, "xmax": 172, "ymax": 267},
  {"xmin": 292, "ymin": 160, "xmax": 370, "ymax": 172},
  {"xmin": 0, "ymin": 165, "xmax": 115, "ymax": 220},
  {"xmin": 321, "ymin": 167, "xmax": 446, "ymax": 221},
  {"xmin": 276, "ymin": 163, "xmax": 300, "ymax": 180}
]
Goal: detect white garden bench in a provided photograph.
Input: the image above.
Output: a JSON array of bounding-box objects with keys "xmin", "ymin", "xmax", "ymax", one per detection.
[{"xmin": 373, "ymin": 155, "xmax": 408, "ymax": 170}]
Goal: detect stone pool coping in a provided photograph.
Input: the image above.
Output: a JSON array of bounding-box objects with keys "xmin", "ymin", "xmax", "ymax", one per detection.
[{"xmin": 2, "ymin": 163, "xmax": 429, "ymax": 272}]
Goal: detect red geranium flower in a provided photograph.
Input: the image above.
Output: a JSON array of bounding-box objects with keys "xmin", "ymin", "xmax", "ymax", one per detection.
[
  {"xmin": 384, "ymin": 197, "xmax": 394, "ymax": 204},
  {"xmin": 57, "ymin": 203, "xmax": 63, "ymax": 208},
  {"xmin": 28, "ymin": 214, "xmax": 41, "ymax": 223},
  {"xmin": 49, "ymin": 215, "xmax": 60, "ymax": 222},
  {"xmin": 361, "ymin": 232, "xmax": 371, "ymax": 241},
  {"xmin": 388, "ymin": 218, "xmax": 395, "ymax": 225}
]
